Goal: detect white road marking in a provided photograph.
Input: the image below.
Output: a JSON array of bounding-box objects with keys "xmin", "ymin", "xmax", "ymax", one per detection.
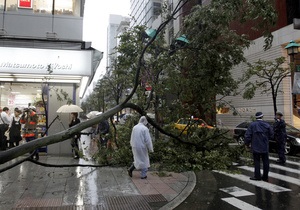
[
  {"xmin": 213, "ymin": 171, "xmax": 291, "ymax": 193},
  {"xmin": 220, "ymin": 186, "xmax": 254, "ymax": 197},
  {"xmin": 222, "ymin": 197, "xmax": 262, "ymax": 210},
  {"xmin": 269, "ymin": 164, "xmax": 300, "ymax": 175},
  {"xmin": 238, "ymin": 166, "xmax": 300, "ymax": 186},
  {"xmin": 269, "ymin": 156, "xmax": 300, "ymax": 167}
]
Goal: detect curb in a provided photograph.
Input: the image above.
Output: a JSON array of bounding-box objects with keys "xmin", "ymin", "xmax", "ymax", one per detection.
[{"xmin": 159, "ymin": 171, "xmax": 197, "ymax": 210}]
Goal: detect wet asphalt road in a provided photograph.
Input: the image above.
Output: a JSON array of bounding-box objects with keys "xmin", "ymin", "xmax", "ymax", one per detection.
[{"xmin": 175, "ymin": 153, "xmax": 300, "ymax": 210}]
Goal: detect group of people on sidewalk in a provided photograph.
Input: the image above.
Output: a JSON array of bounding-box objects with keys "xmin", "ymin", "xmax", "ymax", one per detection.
[
  {"xmin": 244, "ymin": 111, "xmax": 287, "ymax": 182},
  {"xmin": 0, "ymin": 106, "xmax": 39, "ymax": 160}
]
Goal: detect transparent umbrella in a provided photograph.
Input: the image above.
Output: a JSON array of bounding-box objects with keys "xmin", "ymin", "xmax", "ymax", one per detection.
[
  {"xmin": 56, "ymin": 104, "xmax": 83, "ymax": 113},
  {"xmin": 86, "ymin": 111, "xmax": 102, "ymax": 119}
]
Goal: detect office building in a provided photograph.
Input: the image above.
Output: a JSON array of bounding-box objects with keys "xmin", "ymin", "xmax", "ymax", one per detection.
[{"xmin": 130, "ymin": 0, "xmax": 162, "ymax": 28}]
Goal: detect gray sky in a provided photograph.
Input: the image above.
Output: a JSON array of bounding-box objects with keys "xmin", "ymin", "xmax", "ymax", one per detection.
[{"xmin": 83, "ymin": 0, "xmax": 130, "ymax": 97}]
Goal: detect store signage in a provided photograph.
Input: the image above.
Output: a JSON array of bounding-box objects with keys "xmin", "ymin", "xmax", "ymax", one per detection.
[
  {"xmin": 18, "ymin": 0, "xmax": 33, "ymax": 9},
  {"xmin": 0, "ymin": 47, "xmax": 92, "ymax": 76}
]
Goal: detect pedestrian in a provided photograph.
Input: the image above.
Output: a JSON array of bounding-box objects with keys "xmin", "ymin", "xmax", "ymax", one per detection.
[
  {"xmin": 20, "ymin": 106, "xmax": 39, "ymax": 160},
  {"xmin": 273, "ymin": 111, "xmax": 287, "ymax": 164},
  {"xmin": 98, "ymin": 119, "xmax": 110, "ymax": 147},
  {"xmin": 69, "ymin": 112, "xmax": 81, "ymax": 159},
  {"xmin": 244, "ymin": 112, "xmax": 273, "ymax": 182},
  {"xmin": 128, "ymin": 116, "xmax": 153, "ymax": 179},
  {"xmin": 0, "ymin": 107, "xmax": 11, "ymax": 151},
  {"xmin": 8, "ymin": 108, "xmax": 23, "ymax": 148}
]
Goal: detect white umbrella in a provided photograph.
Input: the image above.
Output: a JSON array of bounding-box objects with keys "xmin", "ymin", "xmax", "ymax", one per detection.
[
  {"xmin": 56, "ymin": 104, "xmax": 83, "ymax": 113},
  {"xmin": 86, "ymin": 111, "xmax": 102, "ymax": 119}
]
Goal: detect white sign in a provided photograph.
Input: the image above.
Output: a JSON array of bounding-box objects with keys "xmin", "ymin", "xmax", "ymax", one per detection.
[{"xmin": 0, "ymin": 47, "xmax": 92, "ymax": 76}]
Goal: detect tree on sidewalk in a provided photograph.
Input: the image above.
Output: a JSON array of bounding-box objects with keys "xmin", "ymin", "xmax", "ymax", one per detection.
[
  {"xmin": 242, "ymin": 57, "xmax": 292, "ymax": 116},
  {"xmin": 0, "ymin": 0, "xmax": 277, "ymax": 172}
]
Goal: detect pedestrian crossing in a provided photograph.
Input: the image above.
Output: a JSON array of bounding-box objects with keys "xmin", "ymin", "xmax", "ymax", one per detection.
[{"xmin": 213, "ymin": 156, "xmax": 300, "ymax": 210}]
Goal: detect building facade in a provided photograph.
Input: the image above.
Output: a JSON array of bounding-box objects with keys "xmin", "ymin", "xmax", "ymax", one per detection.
[
  {"xmin": 216, "ymin": 0, "xmax": 300, "ymax": 128},
  {"xmin": 106, "ymin": 14, "xmax": 130, "ymax": 74},
  {"xmin": 0, "ymin": 0, "xmax": 102, "ymax": 155},
  {"xmin": 130, "ymin": 0, "xmax": 162, "ymax": 28}
]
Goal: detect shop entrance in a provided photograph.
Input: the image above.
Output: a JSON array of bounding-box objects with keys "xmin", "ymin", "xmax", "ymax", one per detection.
[{"xmin": 0, "ymin": 82, "xmax": 48, "ymax": 152}]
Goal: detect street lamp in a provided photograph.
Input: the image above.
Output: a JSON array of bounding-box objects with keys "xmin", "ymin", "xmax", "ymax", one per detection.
[
  {"xmin": 143, "ymin": 28, "xmax": 157, "ymax": 39},
  {"xmin": 143, "ymin": 28, "xmax": 189, "ymax": 54},
  {"xmin": 285, "ymin": 40, "xmax": 300, "ymax": 57},
  {"xmin": 285, "ymin": 40, "xmax": 300, "ymax": 108}
]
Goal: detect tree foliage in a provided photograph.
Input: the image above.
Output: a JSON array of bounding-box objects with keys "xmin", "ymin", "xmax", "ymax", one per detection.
[
  {"xmin": 0, "ymin": 0, "xmax": 278, "ymax": 172},
  {"xmin": 242, "ymin": 57, "xmax": 292, "ymax": 115}
]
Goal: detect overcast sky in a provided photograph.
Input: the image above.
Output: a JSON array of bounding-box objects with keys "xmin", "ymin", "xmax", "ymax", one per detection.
[{"xmin": 82, "ymin": 0, "xmax": 130, "ymax": 97}]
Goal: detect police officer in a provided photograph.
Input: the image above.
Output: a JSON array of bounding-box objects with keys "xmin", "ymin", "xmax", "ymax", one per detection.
[
  {"xmin": 274, "ymin": 111, "xmax": 287, "ymax": 164},
  {"xmin": 245, "ymin": 112, "xmax": 274, "ymax": 182}
]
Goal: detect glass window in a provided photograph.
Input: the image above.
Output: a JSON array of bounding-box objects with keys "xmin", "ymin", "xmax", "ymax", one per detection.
[
  {"xmin": 55, "ymin": 0, "xmax": 81, "ymax": 17},
  {"xmin": 33, "ymin": 0, "xmax": 53, "ymax": 14},
  {"xmin": 32, "ymin": 0, "xmax": 82, "ymax": 16},
  {"xmin": 6, "ymin": 0, "xmax": 18, "ymax": 11},
  {"xmin": 0, "ymin": 0, "xmax": 4, "ymax": 10}
]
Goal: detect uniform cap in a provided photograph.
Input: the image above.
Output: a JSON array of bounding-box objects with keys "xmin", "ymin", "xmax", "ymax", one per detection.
[
  {"xmin": 255, "ymin": 112, "xmax": 264, "ymax": 119},
  {"xmin": 276, "ymin": 111, "xmax": 283, "ymax": 116}
]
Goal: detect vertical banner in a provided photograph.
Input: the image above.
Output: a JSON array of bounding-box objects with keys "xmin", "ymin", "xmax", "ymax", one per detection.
[{"xmin": 18, "ymin": 0, "xmax": 33, "ymax": 9}]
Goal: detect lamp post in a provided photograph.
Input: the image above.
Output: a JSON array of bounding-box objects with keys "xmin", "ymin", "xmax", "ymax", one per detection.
[{"xmin": 285, "ymin": 40, "xmax": 300, "ymax": 108}]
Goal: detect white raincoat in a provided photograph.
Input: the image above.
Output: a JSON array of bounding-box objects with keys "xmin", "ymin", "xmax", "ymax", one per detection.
[{"xmin": 130, "ymin": 116, "xmax": 153, "ymax": 169}]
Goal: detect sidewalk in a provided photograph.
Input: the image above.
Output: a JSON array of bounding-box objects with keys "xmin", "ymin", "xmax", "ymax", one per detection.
[{"xmin": 0, "ymin": 133, "xmax": 196, "ymax": 210}]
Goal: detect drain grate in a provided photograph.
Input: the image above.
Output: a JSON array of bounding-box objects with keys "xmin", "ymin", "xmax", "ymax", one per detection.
[
  {"xmin": 105, "ymin": 195, "xmax": 151, "ymax": 210},
  {"xmin": 13, "ymin": 205, "xmax": 104, "ymax": 210},
  {"xmin": 13, "ymin": 194, "xmax": 166, "ymax": 209},
  {"xmin": 14, "ymin": 198, "xmax": 63, "ymax": 208},
  {"xmin": 143, "ymin": 194, "xmax": 167, "ymax": 203}
]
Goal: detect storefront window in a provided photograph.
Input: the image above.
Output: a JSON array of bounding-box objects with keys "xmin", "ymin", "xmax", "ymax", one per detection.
[
  {"xmin": 2, "ymin": 0, "xmax": 82, "ymax": 16},
  {"xmin": 6, "ymin": 0, "xmax": 18, "ymax": 11},
  {"xmin": 33, "ymin": 0, "xmax": 52, "ymax": 14},
  {"xmin": 55, "ymin": 0, "xmax": 81, "ymax": 17},
  {"xmin": 32, "ymin": 0, "xmax": 81, "ymax": 16},
  {"xmin": 0, "ymin": 0, "xmax": 4, "ymax": 10}
]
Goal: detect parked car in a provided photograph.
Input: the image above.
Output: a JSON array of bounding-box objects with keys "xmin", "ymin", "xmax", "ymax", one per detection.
[
  {"xmin": 174, "ymin": 118, "xmax": 214, "ymax": 134},
  {"xmin": 233, "ymin": 121, "xmax": 300, "ymax": 155}
]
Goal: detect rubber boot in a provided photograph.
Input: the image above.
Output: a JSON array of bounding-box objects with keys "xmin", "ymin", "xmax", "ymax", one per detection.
[{"xmin": 128, "ymin": 164, "xmax": 135, "ymax": 177}]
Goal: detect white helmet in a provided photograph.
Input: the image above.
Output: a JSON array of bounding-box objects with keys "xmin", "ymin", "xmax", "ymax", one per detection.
[{"xmin": 29, "ymin": 106, "xmax": 36, "ymax": 111}]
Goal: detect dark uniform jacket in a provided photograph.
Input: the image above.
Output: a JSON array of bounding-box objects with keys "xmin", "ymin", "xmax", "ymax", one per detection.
[
  {"xmin": 245, "ymin": 119, "xmax": 274, "ymax": 153},
  {"xmin": 273, "ymin": 119, "xmax": 287, "ymax": 143}
]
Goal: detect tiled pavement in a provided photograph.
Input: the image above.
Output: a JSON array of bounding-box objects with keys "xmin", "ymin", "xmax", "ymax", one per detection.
[{"xmin": 0, "ymin": 134, "xmax": 196, "ymax": 210}]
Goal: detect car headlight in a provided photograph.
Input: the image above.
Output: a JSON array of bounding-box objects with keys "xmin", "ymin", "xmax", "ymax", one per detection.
[{"xmin": 295, "ymin": 138, "xmax": 300, "ymax": 144}]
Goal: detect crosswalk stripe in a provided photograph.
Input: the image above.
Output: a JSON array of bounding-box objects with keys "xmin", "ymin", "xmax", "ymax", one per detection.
[
  {"xmin": 241, "ymin": 156, "xmax": 300, "ymax": 168},
  {"xmin": 238, "ymin": 166, "xmax": 300, "ymax": 186},
  {"xmin": 213, "ymin": 170, "xmax": 291, "ymax": 193},
  {"xmin": 270, "ymin": 164, "xmax": 300, "ymax": 175},
  {"xmin": 269, "ymin": 156, "xmax": 300, "ymax": 167},
  {"xmin": 222, "ymin": 197, "xmax": 262, "ymax": 210},
  {"xmin": 220, "ymin": 186, "xmax": 254, "ymax": 197}
]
